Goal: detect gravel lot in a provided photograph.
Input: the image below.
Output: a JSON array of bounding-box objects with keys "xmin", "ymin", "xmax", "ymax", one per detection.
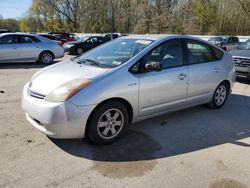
[{"xmin": 0, "ymin": 55, "xmax": 250, "ymax": 188}]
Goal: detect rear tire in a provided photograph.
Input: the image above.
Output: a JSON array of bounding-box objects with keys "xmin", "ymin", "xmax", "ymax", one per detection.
[
  {"xmin": 86, "ymin": 101, "xmax": 129, "ymax": 144},
  {"xmin": 39, "ymin": 51, "xmax": 54, "ymax": 64},
  {"xmin": 207, "ymin": 82, "xmax": 229, "ymax": 109}
]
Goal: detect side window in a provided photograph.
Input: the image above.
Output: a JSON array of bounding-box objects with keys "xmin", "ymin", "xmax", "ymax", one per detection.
[
  {"xmin": 0, "ymin": 35, "xmax": 16, "ymax": 44},
  {"xmin": 213, "ymin": 47, "xmax": 224, "ymax": 60},
  {"xmin": 227, "ymin": 37, "xmax": 233, "ymax": 43},
  {"xmin": 233, "ymin": 37, "xmax": 239, "ymax": 43},
  {"xmin": 187, "ymin": 39, "xmax": 216, "ymax": 64},
  {"xmin": 142, "ymin": 39, "xmax": 183, "ymax": 70},
  {"xmin": 21, "ymin": 36, "xmax": 40, "ymax": 43}
]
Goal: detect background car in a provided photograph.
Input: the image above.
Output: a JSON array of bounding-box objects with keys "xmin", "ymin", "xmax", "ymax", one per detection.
[
  {"xmin": 38, "ymin": 34, "xmax": 64, "ymax": 46},
  {"xmin": 0, "ymin": 29, "xmax": 13, "ymax": 34},
  {"xmin": 22, "ymin": 35, "xmax": 235, "ymax": 144},
  {"xmin": 48, "ymin": 32, "xmax": 79, "ymax": 42},
  {"xmin": 0, "ymin": 33, "xmax": 64, "ymax": 64},
  {"xmin": 230, "ymin": 39, "xmax": 250, "ymax": 80},
  {"xmin": 208, "ymin": 36, "xmax": 240, "ymax": 51},
  {"xmin": 63, "ymin": 36, "xmax": 107, "ymax": 55}
]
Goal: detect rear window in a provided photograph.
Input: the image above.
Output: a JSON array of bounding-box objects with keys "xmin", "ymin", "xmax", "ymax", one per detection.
[
  {"xmin": 212, "ymin": 47, "xmax": 224, "ymax": 60},
  {"xmin": 187, "ymin": 39, "xmax": 223, "ymax": 64}
]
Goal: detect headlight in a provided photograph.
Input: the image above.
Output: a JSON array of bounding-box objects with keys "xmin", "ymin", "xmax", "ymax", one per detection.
[{"xmin": 45, "ymin": 79, "xmax": 92, "ymax": 102}]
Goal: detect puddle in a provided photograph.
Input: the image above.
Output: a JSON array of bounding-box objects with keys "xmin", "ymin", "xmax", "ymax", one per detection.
[
  {"xmin": 89, "ymin": 129, "xmax": 162, "ymax": 178},
  {"xmin": 210, "ymin": 178, "xmax": 247, "ymax": 188}
]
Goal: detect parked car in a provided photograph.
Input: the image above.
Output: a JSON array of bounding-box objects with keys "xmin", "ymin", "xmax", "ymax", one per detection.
[
  {"xmin": 208, "ymin": 36, "xmax": 240, "ymax": 51},
  {"xmin": 229, "ymin": 39, "xmax": 250, "ymax": 80},
  {"xmin": 63, "ymin": 36, "xmax": 108, "ymax": 55},
  {"xmin": 49, "ymin": 32, "xmax": 79, "ymax": 42},
  {"xmin": 22, "ymin": 35, "xmax": 235, "ymax": 144},
  {"xmin": 38, "ymin": 34, "xmax": 64, "ymax": 46},
  {"xmin": 0, "ymin": 33, "xmax": 64, "ymax": 64},
  {"xmin": 0, "ymin": 29, "xmax": 13, "ymax": 34},
  {"xmin": 102, "ymin": 33, "xmax": 128, "ymax": 41}
]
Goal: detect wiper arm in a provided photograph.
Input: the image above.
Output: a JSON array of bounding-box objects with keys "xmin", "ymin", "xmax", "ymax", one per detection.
[
  {"xmin": 71, "ymin": 57, "xmax": 86, "ymax": 64},
  {"xmin": 81, "ymin": 58, "xmax": 104, "ymax": 68}
]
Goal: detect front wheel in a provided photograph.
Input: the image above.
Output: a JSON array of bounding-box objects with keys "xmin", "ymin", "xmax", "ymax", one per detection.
[
  {"xmin": 86, "ymin": 101, "xmax": 129, "ymax": 144},
  {"xmin": 207, "ymin": 82, "xmax": 229, "ymax": 109}
]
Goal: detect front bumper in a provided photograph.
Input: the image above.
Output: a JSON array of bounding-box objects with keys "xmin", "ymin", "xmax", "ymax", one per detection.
[
  {"xmin": 235, "ymin": 66, "xmax": 250, "ymax": 79},
  {"xmin": 22, "ymin": 83, "xmax": 95, "ymax": 139}
]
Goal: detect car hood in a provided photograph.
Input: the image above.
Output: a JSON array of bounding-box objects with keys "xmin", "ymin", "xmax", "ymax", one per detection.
[
  {"xmin": 229, "ymin": 49, "xmax": 250, "ymax": 59},
  {"xmin": 29, "ymin": 61, "xmax": 109, "ymax": 95}
]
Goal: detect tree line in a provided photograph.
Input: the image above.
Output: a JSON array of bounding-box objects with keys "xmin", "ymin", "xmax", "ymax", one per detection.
[{"xmin": 0, "ymin": 0, "xmax": 250, "ymax": 35}]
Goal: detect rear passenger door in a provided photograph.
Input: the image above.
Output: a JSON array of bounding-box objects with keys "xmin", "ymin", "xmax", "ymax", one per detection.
[
  {"xmin": 18, "ymin": 35, "xmax": 41, "ymax": 60},
  {"xmin": 186, "ymin": 39, "xmax": 222, "ymax": 104},
  {"xmin": 0, "ymin": 35, "xmax": 20, "ymax": 61}
]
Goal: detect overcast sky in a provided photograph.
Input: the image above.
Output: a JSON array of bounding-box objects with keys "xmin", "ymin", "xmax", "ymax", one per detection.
[{"xmin": 0, "ymin": 0, "xmax": 32, "ymax": 19}]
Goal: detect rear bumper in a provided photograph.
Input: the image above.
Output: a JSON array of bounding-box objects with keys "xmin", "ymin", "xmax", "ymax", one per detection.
[{"xmin": 22, "ymin": 83, "xmax": 95, "ymax": 138}]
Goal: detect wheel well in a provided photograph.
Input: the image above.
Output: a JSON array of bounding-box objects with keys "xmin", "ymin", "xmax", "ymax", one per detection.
[
  {"xmin": 86, "ymin": 98, "xmax": 133, "ymax": 127},
  {"xmin": 220, "ymin": 80, "xmax": 230, "ymax": 91}
]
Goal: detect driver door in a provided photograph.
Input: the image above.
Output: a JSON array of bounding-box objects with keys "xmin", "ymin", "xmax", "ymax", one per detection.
[{"xmin": 138, "ymin": 39, "xmax": 188, "ymax": 117}]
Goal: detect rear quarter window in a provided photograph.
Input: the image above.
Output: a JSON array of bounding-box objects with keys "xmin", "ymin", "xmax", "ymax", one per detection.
[{"xmin": 186, "ymin": 39, "xmax": 223, "ymax": 64}]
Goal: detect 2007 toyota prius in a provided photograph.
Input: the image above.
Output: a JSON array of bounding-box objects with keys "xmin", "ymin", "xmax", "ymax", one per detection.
[{"xmin": 22, "ymin": 35, "xmax": 236, "ymax": 144}]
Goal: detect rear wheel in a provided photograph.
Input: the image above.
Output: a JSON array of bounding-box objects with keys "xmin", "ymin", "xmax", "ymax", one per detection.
[
  {"xmin": 39, "ymin": 51, "xmax": 54, "ymax": 64},
  {"xmin": 207, "ymin": 82, "xmax": 229, "ymax": 109},
  {"xmin": 86, "ymin": 101, "xmax": 129, "ymax": 144}
]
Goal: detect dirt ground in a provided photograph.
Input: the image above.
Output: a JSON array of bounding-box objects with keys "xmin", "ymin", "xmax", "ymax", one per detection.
[{"xmin": 0, "ymin": 55, "xmax": 250, "ymax": 188}]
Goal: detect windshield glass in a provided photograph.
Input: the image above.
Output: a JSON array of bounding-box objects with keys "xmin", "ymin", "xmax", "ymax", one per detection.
[
  {"xmin": 79, "ymin": 38, "xmax": 153, "ymax": 68},
  {"xmin": 208, "ymin": 37, "xmax": 225, "ymax": 42},
  {"xmin": 238, "ymin": 39, "xmax": 250, "ymax": 50}
]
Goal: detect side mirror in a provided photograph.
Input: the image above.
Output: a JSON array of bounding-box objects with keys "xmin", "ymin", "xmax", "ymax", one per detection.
[{"xmin": 144, "ymin": 61, "xmax": 162, "ymax": 72}]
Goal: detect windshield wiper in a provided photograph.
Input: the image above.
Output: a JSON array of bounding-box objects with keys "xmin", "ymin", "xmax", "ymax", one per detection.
[{"xmin": 81, "ymin": 58, "xmax": 105, "ymax": 68}]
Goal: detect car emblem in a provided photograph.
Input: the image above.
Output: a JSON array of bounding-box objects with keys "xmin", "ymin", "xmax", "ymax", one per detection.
[{"xmin": 237, "ymin": 60, "xmax": 241, "ymax": 63}]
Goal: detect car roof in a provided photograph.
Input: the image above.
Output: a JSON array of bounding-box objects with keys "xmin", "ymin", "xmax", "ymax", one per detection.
[
  {"xmin": 0, "ymin": 32, "xmax": 38, "ymax": 37},
  {"xmin": 121, "ymin": 34, "xmax": 206, "ymax": 42}
]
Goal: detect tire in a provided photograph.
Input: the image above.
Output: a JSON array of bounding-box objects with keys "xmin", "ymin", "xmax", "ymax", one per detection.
[
  {"xmin": 86, "ymin": 101, "xmax": 129, "ymax": 144},
  {"xmin": 75, "ymin": 47, "xmax": 84, "ymax": 55},
  {"xmin": 39, "ymin": 51, "xmax": 54, "ymax": 64},
  {"xmin": 207, "ymin": 82, "xmax": 229, "ymax": 109}
]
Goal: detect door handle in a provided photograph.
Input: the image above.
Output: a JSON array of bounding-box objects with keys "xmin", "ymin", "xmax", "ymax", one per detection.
[
  {"xmin": 214, "ymin": 67, "xmax": 220, "ymax": 73},
  {"xmin": 178, "ymin": 73, "xmax": 187, "ymax": 80}
]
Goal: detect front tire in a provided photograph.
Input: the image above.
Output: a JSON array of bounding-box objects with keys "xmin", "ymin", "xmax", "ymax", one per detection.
[
  {"xmin": 75, "ymin": 47, "xmax": 84, "ymax": 55},
  {"xmin": 39, "ymin": 51, "xmax": 54, "ymax": 64},
  {"xmin": 86, "ymin": 101, "xmax": 129, "ymax": 144},
  {"xmin": 207, "ymin": 82, "xmax": 229, "ymax": 109}
]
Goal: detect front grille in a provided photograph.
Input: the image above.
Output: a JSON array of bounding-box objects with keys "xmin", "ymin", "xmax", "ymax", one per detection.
[
  {"xmin": 233, "ymin": 57, "xmax": 250, "ymax": 67},
  {"xmin": 29, "ymin": 90, "xmax": 46, "ymax": 100}
]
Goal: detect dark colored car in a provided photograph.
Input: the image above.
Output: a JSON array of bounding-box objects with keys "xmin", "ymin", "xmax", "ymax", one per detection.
[
  {"xmin": 48, "ymin": 32, "xmax": 79, "ymax": 42},
  {"xmin": 0, "ymin": 29, "xmax": 13, "ymax": 34},
  {"xmin": 208, "ymin": 36, "xmax": 240, "ymax": 51},
  {"xmin": 38, "ymin": 34, "xmax": 65, "ymax": 46},
  {"xmin": 63, "ymin": 36, "xmax": 107, "ymax": 55},
  {"xmin": 230, "ymin": 39, "xmax": 250, "ymax": 80}
]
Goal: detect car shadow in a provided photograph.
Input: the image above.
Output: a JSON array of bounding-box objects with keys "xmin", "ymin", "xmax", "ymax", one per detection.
[
  {"xmin": 0, "ymin": 60, "xmax": 61, "ymax": 69},
  {"xmin": 50, "ymin": 93, "xmax": 250, "ymax": 162}
]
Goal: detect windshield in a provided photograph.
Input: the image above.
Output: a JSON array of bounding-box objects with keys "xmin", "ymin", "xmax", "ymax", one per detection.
[
  {"xmin": 238, "ymin": 39, "xmax": 250, "ymax": 50},
  {"xmin": 79, "ymin": 38, "xmax": 153, "ymax": 68},
  {"xmin": 208, "ymin": 37, "xmax": 225, "ymax": 42}
]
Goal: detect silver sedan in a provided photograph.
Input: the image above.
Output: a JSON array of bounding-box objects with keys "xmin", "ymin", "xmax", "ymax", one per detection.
[
  {"xmin": 22, "ymin": 35, "xmax": 235, "ymax": 144},
  {"xmin": 0, "ymin": 33, "xmax": 64, "ymax": 64}
]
